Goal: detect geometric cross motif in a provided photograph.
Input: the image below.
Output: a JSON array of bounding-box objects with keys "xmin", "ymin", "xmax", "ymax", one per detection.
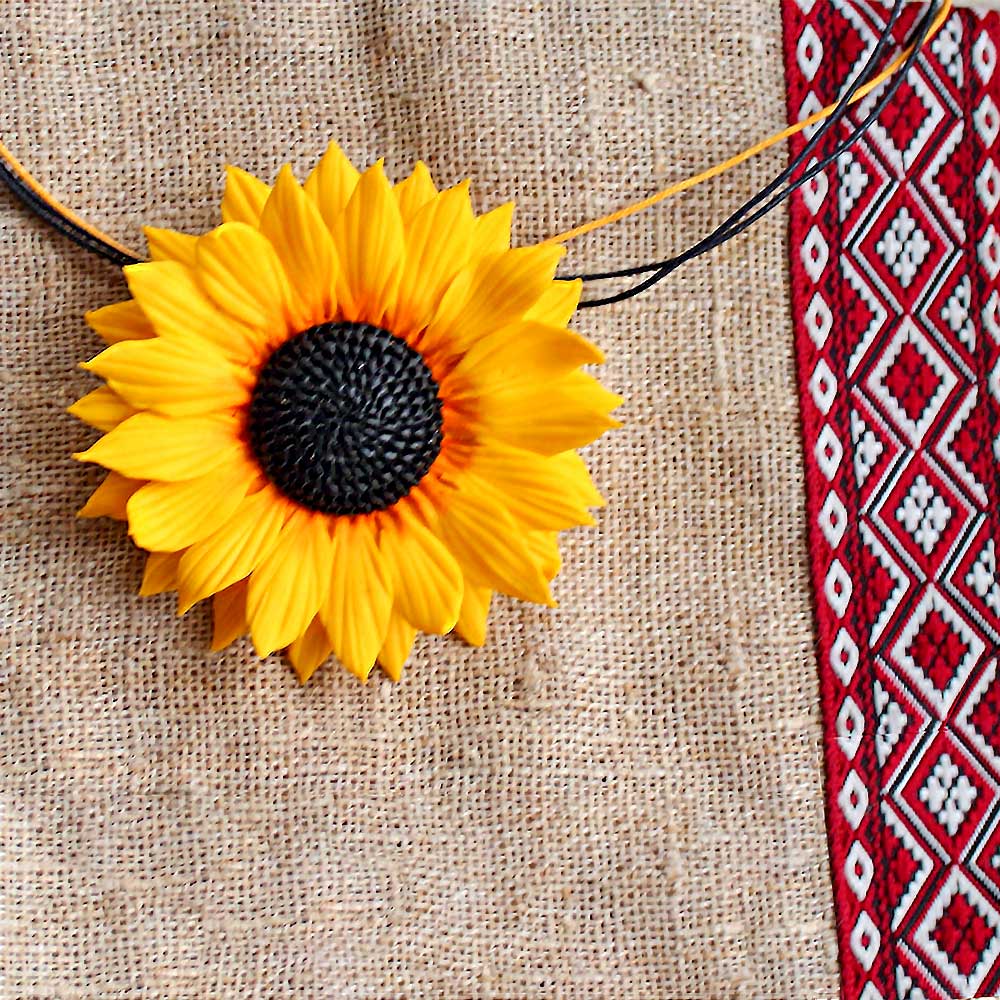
[
  {"xmin": 892, "ymin": 587, "xmax": 984, "ymax": 714},
  {"xmin": 784, "ymin": 6, "xmax": 1000, "ymax": 999},
  {"xmin": 932, "ymin": 14, "xmax": 963, "ymax": 85},
  {"xmin": 917, "ymin": 752, "xmax": 978, "ymax": 837},
  {"xmin": 868, "ymin": 319, "xmax": 958, "ymax": 448},
  {"xmin": 839, "ymin": 152, "xmax": 870, "ymax": 219},
  {"xmin": 869, "ymin": 60, "xmax": 947, "ymax": 175},
  {"xmin": 940, "ymin": 273, "xmax": 974, "ymax": 347},
  {"xmin": 895, "ymin": 474, "xmax": 952, "ymax": 555},
  {"xmin": 851, "ymin": 409, "xmax": 884, "ymax": 487},
  {"xmin": 966, "ymin": 538, "xmax": 1000, "ymax": 615},
  {"xmin": 876, "ymin": 207, "xmax": 932, "ymax": 287},
  {"xmin": 898, "ymin": 730, "xmax": 996, "ymax": 861},
  {"xmin": 913, "ymin": 868, "xmax": 1000, "ymax": 999},
  {"xmin": 874, "ymin": 679, "xmax": 908, "ymax": 769}
]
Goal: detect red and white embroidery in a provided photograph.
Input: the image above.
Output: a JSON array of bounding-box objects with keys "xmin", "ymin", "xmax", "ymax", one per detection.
[{"xmin": 784, "ymin": 2, "xmax": 1000, "ymax": 998}]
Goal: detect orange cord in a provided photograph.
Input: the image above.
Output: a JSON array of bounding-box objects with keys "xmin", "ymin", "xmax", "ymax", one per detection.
[
  {"xmin": 0, "ymin": 139, "xmax": 141, "ymax": 260},
  {"xmin": 542, "ymin": 0, "xmax": 953, "ymax": 245},
  {"xmin": 0, "ymin": 1, "xmax": 952, "ymax": 261}
]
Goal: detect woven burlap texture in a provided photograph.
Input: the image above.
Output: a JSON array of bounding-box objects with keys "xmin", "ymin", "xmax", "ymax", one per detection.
[{"xmin": 0, "ymin": 3, "xmax": 838, "ymax": 997}]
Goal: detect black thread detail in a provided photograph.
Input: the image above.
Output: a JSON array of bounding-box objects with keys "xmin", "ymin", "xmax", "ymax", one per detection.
[
  {"xmin": 0, "ymin": 158, "xmax": 141, "ymax": 268},
  {"xmin": 248, "ymin": 322, "xmax": 443, "ymax": 515},
  {"xmin": 571, "ymin": 0, "xmax": 938, "ymax": 307}
]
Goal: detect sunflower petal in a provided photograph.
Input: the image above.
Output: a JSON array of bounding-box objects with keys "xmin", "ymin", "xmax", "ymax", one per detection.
[
  {"xmin": 140, "ymin": 550, "xmax": 182, "ymax": 596},
  {"xmin": 330, "ymin": 161, "xmax": 405, "ymax": 325},
  {"xmin": 74, "ymin": 412, "xmax": 244, "ymax": 482},
  {"xmin": 68, "ymin": 386, "xmax": 138, "ymax": 431},
  {"xmin": 526, "ymin": 531, "xmax": 562, "ymax": 580},
  {"xmin": 548, "ymin": 451, "xmax": 606, "ymax": 508},
  {"xmin": 82, "ymin": 337, "xmax": 251, "ymax": 417},
  {"xmin": 177, "ymin": 485, "xmax": 290, "ymax": 612},
  {"xmin": 468, "ymin": 444, "xmax": 596, "ymax": 530},
  {"xmin": 476, "ymin": 372, "xmax": 622, "ymax": 455},
  {"xmin": 471, "ymin": 202, "xmax": 514, "ymax": 259},
  {"xmin": 194, "ymin": 222, "xmax": 295, "ymax": 342},
  {"xmin": 221, "ymin": 165, "xmax": 272, "ymax": 226},
  {"xmin": 145, "ymin": 226, "xmax": 198, "ymax": 267},
  {"xmin": 524, "ymin": 278, "xmax": 582, "ymax": 326},
  {"xmin": 421, "ymin": 267, "xmax": 472, "ymax": 353},
  {"xmin": 287, "ymin": 616, "xmax": 334, "ymax": 684},
  {"xmin": 127, "ymin": 462, "xmax": 253, "ymax": 552},
  {"xmin": 394, "ymin": 160, "xmax": 438, "ymax": 225},
  {"xmin": 258, "ymin": 164, "xmax": 337, "ymax": 329},
  {"xmin": 124, "ymin": 260, "xmax": 259, "ymax": 360},
  {"xmin": 425, "ymin": 244, "xmax": 565, "ymax": 353},
  {"xmin": 85, "ymin": 300, "xmax": 155, "ymax": 345},
  {"xmin": 455, "ymin": 583, "xmax": 491, "ymax": 646},
  {"xmin": 378, "ymin": 513, "xmax": 462, "ymax": 635},
  {"xmin": 387, "ymin": 181, "xmax": 475, "ymax": 334},
  {"xmin": 211, "ymin": 580, "xmax": 249, "ymax": 650},
  {"xmin": 246, "ymin": 510, "xmax": 334, "ymax": 657},
  {"xmin": 438, "ymin": 477, "xmax": 553, "ymax": 605},
  {"xmin": 319, "ymin": 517, "xmax": 392, "ymax": 681},
  {"xmin": 378, "ymin": 610, "xmax": 418, "ymax": 681},
  {"xmin": 78, "ymin": 471, "xmax": 144, "ymax": 520},
  {"xmin": 303, "ymin": 141, "xmax": 361, "ymax": 231},
  {"xmin": 447, "ymin": 320, "xmax": 604, "ymax": 391}
]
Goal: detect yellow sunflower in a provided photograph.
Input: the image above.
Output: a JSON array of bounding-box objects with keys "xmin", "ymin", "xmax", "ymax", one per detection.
[{"xmin": 69, "ymin": 143, "xmax": 620, "ymax": 682}]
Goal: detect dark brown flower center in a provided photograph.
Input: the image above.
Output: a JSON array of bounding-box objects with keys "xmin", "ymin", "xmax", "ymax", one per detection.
[{"xmin": 248, "ymin": 322, "xmax": 443, "ymax": 514}]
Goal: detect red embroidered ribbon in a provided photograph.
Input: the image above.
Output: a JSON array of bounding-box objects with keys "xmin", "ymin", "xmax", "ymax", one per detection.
[{"xmin": 783, "ymin": 2, "xmax": 1000, "ymax": 998}]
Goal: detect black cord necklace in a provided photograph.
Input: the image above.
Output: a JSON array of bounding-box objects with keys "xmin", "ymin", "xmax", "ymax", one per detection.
[
  {"xmin": 572, "ymin": 0, "xmax": 935, "ymax": 307},
  {"xmin": 0, "ymin": 0, "xmax": 941, "ymax": 308}
]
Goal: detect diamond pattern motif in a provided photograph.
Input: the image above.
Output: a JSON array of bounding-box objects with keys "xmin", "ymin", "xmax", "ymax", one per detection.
[
  {"xmin": 896, "ymin": 475, "xmax": 951, "ymax": 555},
  {"xmin": 868, "ymin": 320, "xmax": 958, "ymax": 445},
  {"xmin": 914, "ymin": 869, "xmax": 1000, "ymax": 998},
  {"xmin": 892, "ymin": 587, "xmax": 983, "ymax": 713},
  {"xmin": 784, "ymin": 5, "xmax": 1000, "ymax": 998},
  {"xmin": 967, "ymin": 539, "xmax": 1000, "ymax": 615},
  {"xmin": 877, "ymin": 208, "xmax": 931, "ymax": 287},
  {"xmin": 918, "ymin": 753, "xmax": 978, "ymax": 837}
]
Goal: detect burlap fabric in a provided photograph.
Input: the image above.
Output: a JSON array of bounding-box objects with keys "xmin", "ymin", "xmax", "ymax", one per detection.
[{"xmin": 0, "ymin": 3, "xmax": 839, "ymax": 997}]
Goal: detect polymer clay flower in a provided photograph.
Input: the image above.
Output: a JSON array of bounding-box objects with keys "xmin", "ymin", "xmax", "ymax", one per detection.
[{"xmin": 70, "ymin": 143, "xmax": 620, "ymax": 682}]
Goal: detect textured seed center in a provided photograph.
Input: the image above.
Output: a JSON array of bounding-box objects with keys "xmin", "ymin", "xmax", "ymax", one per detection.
[{"xmin": 248, "ymin": 322, "xmax": 443, "ymax": 514}]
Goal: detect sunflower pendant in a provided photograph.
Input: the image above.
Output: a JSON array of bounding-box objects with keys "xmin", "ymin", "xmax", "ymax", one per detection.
[{"xmin": 69, "ymin": 143, "xmax": 621, "ymax": 683}]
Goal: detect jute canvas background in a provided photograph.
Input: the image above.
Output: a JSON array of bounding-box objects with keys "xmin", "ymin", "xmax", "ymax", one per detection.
[{"xmin": 0, "ymin": 3, "xmax": 838, "ymax": 997}]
